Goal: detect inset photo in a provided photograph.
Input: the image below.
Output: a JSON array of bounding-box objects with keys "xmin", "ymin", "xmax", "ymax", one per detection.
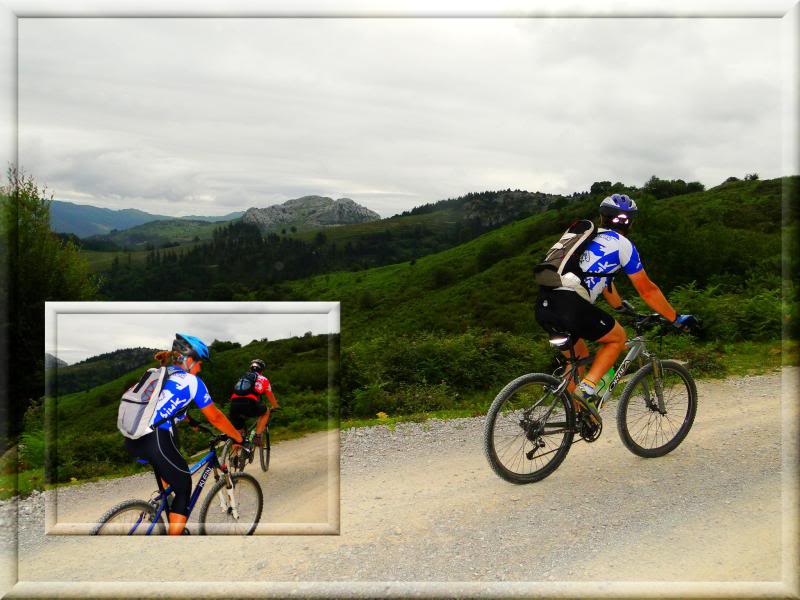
[{"xmin": 43, "ymin": 301, "xmax": 340, "ymax": 535}]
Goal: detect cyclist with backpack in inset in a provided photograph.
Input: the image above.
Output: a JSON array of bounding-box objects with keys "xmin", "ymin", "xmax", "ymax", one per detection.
[
  {"xmin": 228, "ymin": 359, "xmax": 279, "ymax": 447},
  {"xmin": 533, "ymin": 194, "xmax": 697, "ymax": 424},
  {"xmin": 119, "ymin": 333, "xmax": 247, "ymax": 536}
]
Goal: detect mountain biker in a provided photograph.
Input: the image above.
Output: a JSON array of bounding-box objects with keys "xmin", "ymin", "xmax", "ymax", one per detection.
[
  {"xmin": 228, "ymin": 358, "xmax": 279, "ymax": 447},
  {"xmin": 123, "ymin": 333, "xmax": 246, "ymax": 536},
  {"xmin": 535, "ymin": 194, "xmax": 696, "ymax": 423}
]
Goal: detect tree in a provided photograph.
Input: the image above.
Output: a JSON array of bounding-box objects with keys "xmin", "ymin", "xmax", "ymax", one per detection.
[
  {"xmin": 590, "ymin": 181, "xmax": 612, "ymax": 196},
  {"xmin": 643, "ymin": 175, "xmax": 705, "ymax": 199},
  {"xmin": 1, "ymin": 167, "xmax": 98, "ymax": 442},
  {"xmin": 745, "ymin": 173, "xmax": 759, "ymax": 181},
  {"xmin": 209, "ymin": 339, "xmax": 241, "ymax": 353}
]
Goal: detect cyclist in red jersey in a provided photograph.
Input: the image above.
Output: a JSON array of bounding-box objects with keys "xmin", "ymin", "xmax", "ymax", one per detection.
[{"xmin": 228, "ymin": 359, "xmax": 279, "ymax": 445}]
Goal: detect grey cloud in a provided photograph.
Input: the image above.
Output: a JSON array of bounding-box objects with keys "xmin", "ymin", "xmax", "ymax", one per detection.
[
  {"xmin": 18, "ymin": 18, "xmax": 783, "ymax": 217},
  {"xmin": 52, "ymin": 311, "xmax": 331, "ymax": 364}
]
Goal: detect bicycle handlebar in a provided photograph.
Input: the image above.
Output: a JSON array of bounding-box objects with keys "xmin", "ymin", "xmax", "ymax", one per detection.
[{"xmin": 622, "ymin": 309, "xmax": 702, "ymax": 336}]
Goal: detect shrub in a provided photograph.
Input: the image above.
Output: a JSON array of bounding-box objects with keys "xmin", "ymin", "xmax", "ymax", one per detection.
[
  {"xmin": 431, "ymin": 266, "xmax": 456, "ymax": 288},
  {"xmin": 476, "ymin": 240, "xmax": 510, "ymax": 272},
  {"xmin": 352, "ymin": 381, "xmax": 393, "ymax": 417},
  {"xmin": 343, "ymin": 330, "xmax": 553, "ymax": 417},
  {"xmin": 669, "ymin": 283, "xmax": 782, "ymax": 342},
  {"xmin": 393, "ymin": 382, "xmax": 456, "ymax": 413},
  {"xmin": 18, "ymin": 429, "xmax": 46, "ymax": 470},
  {"xmin": 358, "ymin": 289, "xmax": 378, "ymax": 309}
]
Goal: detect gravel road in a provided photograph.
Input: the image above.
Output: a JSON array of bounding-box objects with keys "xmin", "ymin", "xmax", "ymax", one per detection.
[{"xmin": 1, "ymin": 367, "xmax": 796, "ymax": 598}]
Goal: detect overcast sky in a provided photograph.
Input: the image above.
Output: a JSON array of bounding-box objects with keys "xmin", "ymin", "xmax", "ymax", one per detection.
[
  {"xmin": 18, "ymin": 17, "xmax": 783, "ymax": 217},
  {"xmin": 51, "ymin": 312, "xmax": 332, "ymax": 364}
]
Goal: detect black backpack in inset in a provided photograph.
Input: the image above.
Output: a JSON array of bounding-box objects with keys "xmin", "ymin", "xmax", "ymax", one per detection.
[
  {"xmin": 233, "ymin": 371, "xmax": 259, "ymax": 395},
  {"xmin": 533, "ymin": 219, "xmax": 614, "ymax": 301}
]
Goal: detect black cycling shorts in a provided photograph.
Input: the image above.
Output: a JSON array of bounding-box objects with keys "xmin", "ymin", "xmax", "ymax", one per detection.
[
  {"xmin": 124, "ymin": 428, "xmax": 192, "ymax": 516},
  {"xmin": 535, "ymin": 288, "xmax": 616, "ymax": 343},
  {"xmin": 228, "ymin": 397, "xmax": 267, "ymax": 430}
]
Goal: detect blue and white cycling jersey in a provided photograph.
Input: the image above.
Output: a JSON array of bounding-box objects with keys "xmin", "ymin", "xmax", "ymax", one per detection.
[
  {"xmin": 149, "ymin": 366, "xmax": 213, "ymax": 431},
  {"xmin": 577, "ymin": 228, "xmax": 644, "ymax": 304}
]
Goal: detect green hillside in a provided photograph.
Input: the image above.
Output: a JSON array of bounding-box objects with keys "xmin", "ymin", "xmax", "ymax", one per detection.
[
  {"xmin": 82, "ymin": 247, "xmax": 156, "ymax": 271},
  {"xmin": 21, "ymin": 334, "xmax": 336, "ymax": 484},
  {"xmin": 286, "ymin": 177, "xmax": 790, "ymax": 337},
  {"xmin": 270, "ymin": 176, "xmax": 795, "ymax": 419},
  {"xmin": 94, "ymin": 189, "xmax": 584, "ymax": 293},
  {"xmin": 89, "ymin": 218, "xmax": 225, "ymax": 249},
  {"xmin": 54, "ymin": 348, "xmax": 159, "ymax": 395}
]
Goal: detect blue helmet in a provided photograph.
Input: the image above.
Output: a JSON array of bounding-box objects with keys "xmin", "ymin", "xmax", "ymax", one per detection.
[
  {"xmin": 599, "ymin": 194, "xmax": 638, "ymax": 227},
  {"xmin": 173, "ymin": 333, "xmax": 211, "ymax": 362}
]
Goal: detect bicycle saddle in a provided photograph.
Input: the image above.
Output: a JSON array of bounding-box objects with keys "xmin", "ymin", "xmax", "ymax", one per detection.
[{"xmin": 547, "ymin": 332, "xmax": 573, "ymax": 350}]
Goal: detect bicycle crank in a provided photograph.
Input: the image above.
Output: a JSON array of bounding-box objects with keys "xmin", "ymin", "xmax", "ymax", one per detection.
[{"xmin": 579, "ymin": 416, "xmax": 602, "ymax": 443}]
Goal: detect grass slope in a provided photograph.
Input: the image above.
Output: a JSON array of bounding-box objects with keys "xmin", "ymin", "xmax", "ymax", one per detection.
[
  {"xmin": 93, "ymin": 218, "xmax": 225, "ymax": 249},
  {"xmin": 287, "ymin": 177, "xmax": 792, "ymax": 338}
]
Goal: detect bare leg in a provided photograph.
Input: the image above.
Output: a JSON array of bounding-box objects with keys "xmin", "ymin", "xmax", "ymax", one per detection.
[
  {"xmin": 585, "ymin": 321, "xmax": 627, "ymax": 385},
  {"xmin": 168, "ymin": 512, "xmax": 187, "ymax": 536},
  {"xmin": 562, "ymin": 338, "xmax": 590, "ymax": 393},
  {"xmin": 254, "ymin": 410, "xmax": 270, "ymax": 435}
]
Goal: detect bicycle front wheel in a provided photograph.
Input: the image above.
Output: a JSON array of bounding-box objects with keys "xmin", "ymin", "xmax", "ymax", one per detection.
[
  {"xmin": 92, "ymin": 499, "xmax": 166, "ymax": 535},
  {"xmin": 197, "ymin": 473, "xmax": 263, "ymax": 535},
  {"xmin": 259, "ymin": 429, "xmax": 270, "ymax": 472},
  {"xmin": 617, "ymin": 360, "xmax": 697, "ymax": 458},
  {"xmin": 483, "ymin": 373, "xmax": 575, "ymax": 484}
]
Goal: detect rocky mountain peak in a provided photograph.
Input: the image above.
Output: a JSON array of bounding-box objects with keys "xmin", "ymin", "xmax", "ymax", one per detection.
[{"xmin": 242, "ymin": 195, "xmax": 380, "ymax": 232}]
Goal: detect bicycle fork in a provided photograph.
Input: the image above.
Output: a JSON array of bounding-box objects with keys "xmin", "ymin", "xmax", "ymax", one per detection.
[
  {"xmin": 212, "ymin": 467, "xmax": 240, "ymax": 519},
  {"xmin": 642, "ymin": 356, "xmax": 667, "ymax": 414},
  {"xmin": 225, "ymin": 477, "xmax": 240, "ymax": 520}
]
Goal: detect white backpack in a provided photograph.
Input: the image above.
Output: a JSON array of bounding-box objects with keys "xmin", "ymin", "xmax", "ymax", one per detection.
[
  {"xmin": 533, "ymin": 219, "xmax": 614, "ymax": 302},
  {"xmin": 117, "ymin": 367, "xmax": 168, "ymax": 439}
]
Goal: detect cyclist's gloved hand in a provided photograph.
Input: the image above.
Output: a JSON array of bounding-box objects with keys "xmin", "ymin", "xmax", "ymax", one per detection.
[
  {"xmin": 673, "ymin": 314, "xmax": 698, "ymax": 331},
  {"xmin": 236, "ymin": 440, "xmax": 254, "ymax": 457}
]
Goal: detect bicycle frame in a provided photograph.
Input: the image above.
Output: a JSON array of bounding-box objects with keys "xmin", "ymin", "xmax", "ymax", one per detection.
[
  {"xmin": 546, "ymin": 329, "xmax": 666, "ymax": 421},
  {"xmin": 142, "ymin": 446, "xmax": 228, "ymax": 535}
]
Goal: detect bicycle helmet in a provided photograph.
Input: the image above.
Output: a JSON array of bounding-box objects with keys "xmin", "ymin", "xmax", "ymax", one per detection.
[
  {"xmin": 173, "ymin": 333, "xmax": 211, "ymax": 362},
  {"xmin": 599, "ymin": 194, "xmax": 638, "ymax": 229},
  {"xmin": 250, "ymin": 359, "xmax": 266, "ymax": 373}
]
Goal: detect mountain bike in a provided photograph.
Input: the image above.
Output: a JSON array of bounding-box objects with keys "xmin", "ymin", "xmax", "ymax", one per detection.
[
  {"xmin": 483, "ymin": 306, "xmax": 698, "ymax": 484},
  {"xmin": 220, "ymin": 407, "xmax": 273, "ymax": 473},
  {"xmin": 92, "ymin": 424, "xmax": 263, "ymax": 535}
]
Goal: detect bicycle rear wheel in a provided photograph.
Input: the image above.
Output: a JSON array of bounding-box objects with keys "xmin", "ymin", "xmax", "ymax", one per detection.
[
  {"xmin": 220, "ymin": 439, "xmax": 247, "ymax": 473},
  {"xmin": 259, "ymin": 429, "xmax": 270, "ymax": 472},
  {"xmin": 92, "ymin": 499, "xmax": 166, "ymax": 535},
  {"xmin": 483, "ymin": 373, "xmax": 575, "ymax": 484},
  {"xmin": 617, "ymin": 360, "xmax": 697, "ymax": 458},
  {"xmin": 197, "ymin": 473, "xmax": 263, "ymax": 535}
]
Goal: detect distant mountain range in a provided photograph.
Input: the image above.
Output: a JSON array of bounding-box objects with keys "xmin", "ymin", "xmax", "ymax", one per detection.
[
  {"xmin": 55, "ymin": 347, "xmax": 159, "ymax": 395},
  {"xmin": 242, "ymin": 196, "xmax": 380, "ymax": 233},
  {"xmin": 44, "ymin": 353, "xmax": 68, "ymax": 369},
  {"xmin": 51, "ymin": 196, "xmax": 379, "ymax": 240},
  {"xmin": 50, "ymin": 200, "xmax": 244, "ymax": 237}
]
